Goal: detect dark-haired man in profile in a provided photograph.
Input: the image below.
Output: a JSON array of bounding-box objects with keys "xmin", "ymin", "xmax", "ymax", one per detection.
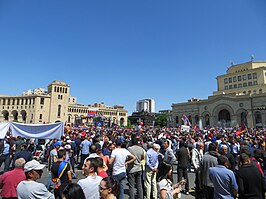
[
  {"xmin": 78, "ymin": 157, "xmax": 102, "ymax": 199},
  {"xmin": 237, "ymin": 152, "xmax": 265, "ymax": 199}
]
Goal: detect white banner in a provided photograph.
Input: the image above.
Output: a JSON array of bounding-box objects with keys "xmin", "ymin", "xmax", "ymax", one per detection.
[
  {"xmin": 10, "ymin": 122, "xmax": 64, "ymax": 139},
  {"xmin": 181, "ymin": 125, "xmax": 190, "ymax": 133},
  {"xmin": 0, "ymin": 122, "xmax": 11, "ymax": 139}
]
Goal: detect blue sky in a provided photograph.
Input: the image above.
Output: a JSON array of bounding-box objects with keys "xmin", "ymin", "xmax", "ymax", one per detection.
[{"xmin": 0, "ymin": 0, "xmax": 265, "ymax": 114}]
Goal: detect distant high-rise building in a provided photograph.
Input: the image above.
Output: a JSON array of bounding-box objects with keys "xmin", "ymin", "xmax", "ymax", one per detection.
[{"xmin": 136, "ymin": 99, "xmax": 155, "ymax": 113}]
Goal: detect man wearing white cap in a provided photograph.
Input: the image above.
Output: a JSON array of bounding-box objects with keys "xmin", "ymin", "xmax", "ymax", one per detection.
[{"xmin": 17, "ymin": 160, "xmax": 55, "ymax": 199}]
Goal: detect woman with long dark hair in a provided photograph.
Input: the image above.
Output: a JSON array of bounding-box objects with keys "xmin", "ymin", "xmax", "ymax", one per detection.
[
  {"xmin": 62, "ymin": 183, "xmax": 85, "ymax": 199},
  {"xmin": 99, "ymin": 176, "xmax": 119, "ymax": 199},
  {"xmin": 157, "ymin": 161, "xmax": 186, "ymax": 199}
]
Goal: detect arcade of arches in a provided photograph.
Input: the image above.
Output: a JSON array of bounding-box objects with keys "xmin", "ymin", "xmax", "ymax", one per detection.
[
  {"xmin": 174, "ymin": 107, "xmax": 264, "ymax": 128},
  {"xmin": 1, "ymin": 110, "xmax": 27, "ymax": 122}
]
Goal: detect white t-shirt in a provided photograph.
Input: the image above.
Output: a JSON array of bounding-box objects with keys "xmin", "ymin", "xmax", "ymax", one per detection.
[
  {"xmin": 111, "ymin": 148, "xmax": 131, "ymax": 175},
  {"xmin": 78, "ymin": 175, "xmax": 103, "ymax": 199},
  {"xmin": 158, "ymin": 179, "xmax": 174, "ymax": 199},
  {"xmin": 17, "ymin": 180, "xmax": 55, "ymax": 199}
]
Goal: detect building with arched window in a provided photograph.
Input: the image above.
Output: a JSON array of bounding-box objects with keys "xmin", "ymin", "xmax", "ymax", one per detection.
[
  {"xmin": 0, "ymin": 80, "xmax": 128, "ymax": 126},
  {"xmin": 172, "ymin": 60, "xmax": 266, "ymax": 128}
]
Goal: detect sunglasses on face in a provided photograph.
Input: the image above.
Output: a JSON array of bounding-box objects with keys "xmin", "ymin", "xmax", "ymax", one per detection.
[{"xmin": 98, "ymin": 185, "xmax": 109, "ymax": 191}]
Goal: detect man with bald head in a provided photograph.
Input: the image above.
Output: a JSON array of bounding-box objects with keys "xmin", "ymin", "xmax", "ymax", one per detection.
[{"xmin": 0, "ymin": 158, "xmax": 26, "ymax": 199}]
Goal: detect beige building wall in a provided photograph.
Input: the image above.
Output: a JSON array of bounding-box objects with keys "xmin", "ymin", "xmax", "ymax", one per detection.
[
  {"xmin": 172, "ymin": 60, "xmax": 266, "ymax": 128},
  {"xmin": 214, "ymin": 61, "xmax": 266, "ymax": 96},
  {"xmin": 0, "ymin": 80, "xmax": 128, "ymax": 126},
  {"xmin": 67, "ymin": 103, "xmax": 128, "ymax": 127},
  {"xmin": 47, "ymin": 81, "xmax": 70, "ymax": 123}
]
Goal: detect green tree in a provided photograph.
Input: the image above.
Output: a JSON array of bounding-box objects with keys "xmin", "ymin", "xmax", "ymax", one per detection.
[
  {"xmin": 126, "ymin": 119, "xmax": 133, "ymax": 128},
  {"xmin": 156, "ymin": 113, "xmax": 168, "ymax": 127}
]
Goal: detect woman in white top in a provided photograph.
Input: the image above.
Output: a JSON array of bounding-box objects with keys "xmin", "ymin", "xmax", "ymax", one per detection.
[{"xmin": 157, "ymin": 161, "xmax": 186, "ymax": 199}]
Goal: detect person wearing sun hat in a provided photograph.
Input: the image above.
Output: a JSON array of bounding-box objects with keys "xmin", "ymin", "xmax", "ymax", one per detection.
[{"xmin": 16, "ymin": 159, "xmax": 54, "ymax": 199}]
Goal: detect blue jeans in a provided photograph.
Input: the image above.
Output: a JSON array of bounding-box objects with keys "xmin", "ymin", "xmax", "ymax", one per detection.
[
  {"xmin": 0, "ymin": 154, "xmax": 10, "ymax": 172},
  {"xmin": 113, "ymin": 172, "xmax": 126, "ymax": 199},
  {"xmin": 46, "ymin": 172, "xmax": 53, "ymax": 192}
]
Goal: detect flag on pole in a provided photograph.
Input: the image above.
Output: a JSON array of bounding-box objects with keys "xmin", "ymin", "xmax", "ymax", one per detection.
[
  {"xmin": 235, "ymin": 122, "xmax": 247, "ymax": 135},
  {"xmin": 181, "ymin": 115, "xmax": 192, "ymax": 126}
]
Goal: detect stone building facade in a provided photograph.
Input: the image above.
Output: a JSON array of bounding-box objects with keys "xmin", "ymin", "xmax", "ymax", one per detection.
[
  {"xmin": 172, "ymin": 61, "xmax": 266, "ymax": 128},
  {"xmin": 0, "ymin": 80, "xmax": 128, "ymax": 126}
]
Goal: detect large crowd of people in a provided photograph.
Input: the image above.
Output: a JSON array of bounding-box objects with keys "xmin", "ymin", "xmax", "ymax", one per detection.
[{"xmin": 0, "ymin": 124, "xmax": 265, "ymax": 199}]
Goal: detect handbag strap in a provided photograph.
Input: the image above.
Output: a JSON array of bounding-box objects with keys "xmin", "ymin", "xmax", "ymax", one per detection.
[{"xmin": 57, "ymin": 161, "xmax": 68, "ymax": 181}]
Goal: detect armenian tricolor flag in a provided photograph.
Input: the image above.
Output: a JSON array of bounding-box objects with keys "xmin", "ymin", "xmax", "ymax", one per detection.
[{"xmin": 235, "ymin": 122, "xmax": 247, "ymax": 135}]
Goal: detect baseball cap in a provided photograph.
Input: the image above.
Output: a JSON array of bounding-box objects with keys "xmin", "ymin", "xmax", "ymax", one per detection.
[
  {"xmin": 54, "ymin": 141, "xmax": 61, "ymax": 147},
  {"xmin": 24, "ymin": 160, "xmax": 45, "ymax": 172},
  {"xmin": 64, "ymin": 144, "xmax": 71, "ymax": 150},
  {"xmin": 66, "ymin": 139, "xmax": 72, "ymax": 144}
]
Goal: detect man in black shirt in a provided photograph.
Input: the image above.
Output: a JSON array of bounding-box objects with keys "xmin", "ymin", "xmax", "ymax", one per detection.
[
  {"xmin": 176, "ymin": 139, "xmax": 190, "ymax": 195},
  {"xmin": 236, "ymin": 152, "xmax": 265, "ymax": 199},
  {"xmin": 51, "ymin": 149, "xmax": 72, "ymax": 199}
]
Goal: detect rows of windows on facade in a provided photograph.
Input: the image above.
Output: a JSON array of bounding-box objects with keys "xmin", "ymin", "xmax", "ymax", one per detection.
[
  {"xmin": 1, "ymin": 98, "xmax": 41, "ymax": 106},
  {"xmin": 224, "ymin": 72, "xmax": 263, "ymax": 93}
]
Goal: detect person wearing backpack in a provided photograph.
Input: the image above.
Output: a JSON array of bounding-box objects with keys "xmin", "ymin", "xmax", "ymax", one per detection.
[{"xmin": 51, "ymin": 149, "xmax": 72, "ymax": 199}]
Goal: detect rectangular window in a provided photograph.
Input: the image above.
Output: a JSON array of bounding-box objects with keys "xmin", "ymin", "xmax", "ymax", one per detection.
[
  {"xmin": 253, "ymin": 73, "xmax": 257, "ymax": 79},
  {"xmin": 248, "ymin": 74, "xmax": 252, "ymax": 80},
  {"xmin": 238, "ymin": 83, "xmax": 242, "ymax": 88},
  {"xmin": 238, "ymin": 76, "xmax": 241, "ymax": 81},
  {"xmin": 229, "ymin": 85, "xmax": 232, "ymax": 89},
  {"xmin": 233, "ymin": 76, "xmax": 236, "ymax": 82},
  {"xmin": 224, "ymin": 78, "xmax": 228, "ymax": 84},
  {"xmin": 40, "ymin": 98, "xmax": 44, "ymax": 105},
  {"xmin": 229, "ymin": 77, "xmax": 232, "ymax": 83},
  {"xmin": 242, "ymin": 75, "xmax": 246, "ymax": 80},
  {"xmin": 253, "ymin": 81, "xmax": 258, "ymax": 85},
  {"xmin": 248, "ymin": 82, "xmax": 252, "ymax": 86},
  {"xmin": 234, "ymin": 84, "xmax": 237, "ymax": 88},
  {"xmin": 243, "ymin": 82, "xmax": 247, "ymax": 87}
]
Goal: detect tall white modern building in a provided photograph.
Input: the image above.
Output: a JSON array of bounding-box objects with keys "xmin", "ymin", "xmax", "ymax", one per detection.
[{"xmin": 136, "ymin": 99, "xmax": 155, "ymax": 113}]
